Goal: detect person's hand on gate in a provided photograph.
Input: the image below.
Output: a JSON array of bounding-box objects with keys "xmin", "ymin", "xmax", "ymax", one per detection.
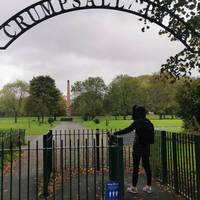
[{"xmin": 106, "ymin": 131, "xmax": 112, "ymax": 138}]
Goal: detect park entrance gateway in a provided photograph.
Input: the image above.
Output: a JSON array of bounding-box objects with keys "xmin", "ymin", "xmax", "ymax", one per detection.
[
  {"xmin": 0, "ymin": 0, "xmax": 200, "ymax": 199},
  {"xmin": 0, "ymin": 0, "xmax": 199, "ymax": 52}
]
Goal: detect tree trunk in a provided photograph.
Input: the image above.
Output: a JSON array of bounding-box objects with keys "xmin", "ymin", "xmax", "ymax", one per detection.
[
  {"xmin": 54, "ymin": 115, "xmax": 57, "ymax": 121},
  {"xmin": 37, "ymin": 116, "xmax": 40, "ymax": 122},
  {"xmin": 115, "ymin": 116, "xmax": 117, "ymax": 120},
  {"xmin": 159, "ymin": 114, "xmax": 162, "ymax": 120},
  {"xmin": 123, "ymin": 115, "xmax": 126, "ymax": 120}
]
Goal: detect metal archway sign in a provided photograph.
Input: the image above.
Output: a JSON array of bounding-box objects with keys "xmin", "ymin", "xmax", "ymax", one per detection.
[{"xmin": 0, "ymin": 0, "xmax": 199, "ymax": 53}]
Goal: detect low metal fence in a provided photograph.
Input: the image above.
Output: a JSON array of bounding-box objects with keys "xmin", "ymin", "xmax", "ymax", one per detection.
[
  {"xmin": 151, "ymin": 130, "xmax": 200, "ymax": 200},
  {"xmin": 1, "ymin": 128, "xmax": 199, "ymax": 200}
]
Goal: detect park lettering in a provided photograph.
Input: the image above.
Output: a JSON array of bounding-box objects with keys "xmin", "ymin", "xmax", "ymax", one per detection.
[{"xmin": 1, "ymin": 0, "xmax": 128, "ymax": 40}]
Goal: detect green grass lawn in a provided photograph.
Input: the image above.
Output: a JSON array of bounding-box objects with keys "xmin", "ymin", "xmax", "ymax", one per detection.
[
  {"xmin": 74, "ymin": 116, "xmax": 183, "ymax": 132},
  {"xmin": 0, "ymin": 117, "xmax": 60, "ymax": 135}
]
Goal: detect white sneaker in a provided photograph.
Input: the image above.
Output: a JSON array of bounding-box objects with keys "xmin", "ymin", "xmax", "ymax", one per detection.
[
  {"xmin": 127, "ymin": 186, "xmax": 138, "ymax": 194},
  {"xmin": 143, "ymin": 185, "xmax": 153, "ymax": 193}
]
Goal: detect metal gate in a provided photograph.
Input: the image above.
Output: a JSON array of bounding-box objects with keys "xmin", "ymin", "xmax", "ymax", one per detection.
[{"xmin": 0, "ymin": 129, "xmax": 132, "ymax": 200}]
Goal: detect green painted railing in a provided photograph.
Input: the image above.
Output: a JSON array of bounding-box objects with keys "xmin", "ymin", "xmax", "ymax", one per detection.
[{"xmin": 151, "ymin": 130, "xmax": 200, "ymax": 200}]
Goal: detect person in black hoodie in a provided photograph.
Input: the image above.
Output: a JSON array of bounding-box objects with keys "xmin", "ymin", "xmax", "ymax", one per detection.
[{"xmin": 114, "ymin": 105, "xmax": 153, "ymax": 194}]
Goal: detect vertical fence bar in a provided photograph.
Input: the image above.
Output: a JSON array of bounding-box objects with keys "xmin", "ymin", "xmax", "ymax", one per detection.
[
  {"xmin": 55, "ymin": 130, "xmax": 58, "ymax": 171},
  {"xmin": 101, "ymin": 136, "xmax": 104, "ymax": 200},
  {"xmin": 188, "ymin": 135, "xmax": 192, "ymax": 198},
  {"xmin": 74, "ymin": 130, "xmax": 76, "ymax": 172},
  {"xmin": 166, "ymin": 133, "xmax": 170, "ymax": 184},
  {"xmin": 10, "ymin": 141, "xmax": 13, "ymax": 200},
  {"xmin": 161, "ymin": 131, "xmax": 167, "ymax": 184},
  {"xmin": 185, "ymin": 134, "xmax": 189, "ymax": 197},
  {"xmin": 128, "ymin": 146, "xmax": 131, "ymax": 169},
  {"xmin": 191, "ymin": 136, "xmax": 196, "ymax": 199},
  {"xmin": 18, "ymin": 134, "xmax": 21, "ymax": 200},
  {"xmin": 195, "ymin": 135, "xmax": 200, "ymax": 200},
  {"xmin": 176, "ymin": 134, "xmax": 181, "ymax": 193},
  {"xmin": 86, "ymin": 139, "xmax": 89, "ymax": 200},
  {"xmin": 106, "ymin": 133, "xmax": 109, "ymax": 168},
  {"xmin": 65, "ymin": 130, "xmax": 67, "ymax": 170},
  {"xmin": 43, "ymin": 134, "xmax": 48, "ymax": 197},
  {"xmin": 61, "ymin": 140, "xmax": 64, "ymax": 200},
  {"xmin": 172, "ymin": 133, "xmax": 178, "ymax": 193},
  {"xmin": 96, "ymin": 129, "xmax": 100, "ymax": 171},
  {"xmin": 93, "ymin": 139, "xmax": 96, "ymax": 200},
  {"xmin": 77, "ymin": 139, "xmax": 80, "ymax": 200},
  {"xmin": 83, "ymin": 130, "xmax": 85, "ymax": 169},
  {"xmin": 182, "ymin": 134, "xmax": 186, "ymax": 195},
  {"xmin": 69, "ymin": 139, "xmax": 72, "ymax": 200},
  {"xmin": 179, "ymin": 134, "xmax": 183, "ymax": 194},
  {"xmin": 36, "ymin": 140, "xmax": 38, "ymax": 200},
  {"xmin": 52, "ymin": 141, "xmax": 56, "ymax": 200},
  {"xmin": 27, "ymin": 141, "xmax": 30, "ymax": 200},
  {"xmin": 1, "ymin": 142, "xmax": 4, "ymax": 200},
  {"xmin": 185, "ymin": 134, "xmax": 190, "ymax": 196}
]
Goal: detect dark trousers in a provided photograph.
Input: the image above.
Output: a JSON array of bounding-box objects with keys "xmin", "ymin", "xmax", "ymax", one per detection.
[{"xmin": 132, "ymin": 154, "xmax": 152, "ymax": 187}]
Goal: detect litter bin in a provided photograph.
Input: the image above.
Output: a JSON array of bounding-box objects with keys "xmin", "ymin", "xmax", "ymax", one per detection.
[{"xmin": 105, "ymin": 181, "xmax": 120, "ymax": 200}]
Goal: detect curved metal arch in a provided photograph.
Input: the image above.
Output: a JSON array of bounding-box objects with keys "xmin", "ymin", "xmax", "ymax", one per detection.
[{"xmin": 0, "ymin": 0, "xmax": 199, "ymax": 51}]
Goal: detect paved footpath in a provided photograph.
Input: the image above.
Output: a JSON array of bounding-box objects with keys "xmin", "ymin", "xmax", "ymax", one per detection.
[{"xmin": 1, "ymin": 122, "xmax": 180, "ymax": 200}]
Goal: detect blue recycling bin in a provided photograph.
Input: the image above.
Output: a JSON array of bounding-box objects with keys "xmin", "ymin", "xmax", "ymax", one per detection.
[{"xmin": 105, "ymin": 181, "xmax": 120, "ymax": 200}]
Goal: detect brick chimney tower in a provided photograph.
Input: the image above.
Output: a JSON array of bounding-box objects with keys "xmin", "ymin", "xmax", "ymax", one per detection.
[{"xmin": 66, "ymin": 80, "xmax": 71, "ymax": 116}]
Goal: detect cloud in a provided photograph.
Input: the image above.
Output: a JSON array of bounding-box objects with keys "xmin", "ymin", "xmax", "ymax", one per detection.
[{"xmin": 0, "ymin": 0, "xmax": 186, "ymax": 94}]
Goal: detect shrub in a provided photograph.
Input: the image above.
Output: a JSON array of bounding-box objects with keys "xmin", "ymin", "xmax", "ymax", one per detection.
[
  {"xmin": 48, "ymin": 117, "xmax": 54, "ymax": 126},
  {"xmin": 93, "ymin": 117, "xmax": 100, "ymax": 124}
]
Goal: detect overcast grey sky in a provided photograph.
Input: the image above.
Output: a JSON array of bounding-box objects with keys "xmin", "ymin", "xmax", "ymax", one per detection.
[{"xmin": 0, "ymin": 0, "xmax": 185, "ymax": 95}]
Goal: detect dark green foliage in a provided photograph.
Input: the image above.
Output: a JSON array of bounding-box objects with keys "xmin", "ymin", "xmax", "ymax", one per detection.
[
  {"xmin": 93, "ymin": 117, "xmax": 100, "ymax": 124},
  {"xmin": 176, "ymin": 78, "xmax": 200, "ymax": 131},
  {"xmin": 26, "ymin": 76, "xmax": 62, "ymax": 120},
  {"xmin": 137, "ymin": 0, "xmax": 200, "ymax": 78},
  {"xmin": 71, "ymin": 77, "xmax": 107, "ymax": 119}
]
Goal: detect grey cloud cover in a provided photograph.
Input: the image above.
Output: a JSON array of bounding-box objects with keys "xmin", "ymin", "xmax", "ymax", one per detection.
[{"xmin": 0, "ymin": 0, "xmax": 184, "ymax": 94}]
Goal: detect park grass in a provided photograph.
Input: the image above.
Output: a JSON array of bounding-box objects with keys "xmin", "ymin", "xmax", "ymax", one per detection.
[
  {"xmin": 0, "ymin": 117, "xmax": 60, "ymax": 135},
  {"xmin": 74, "ymin": 116, "xmax": 183, "ymax": 132}
]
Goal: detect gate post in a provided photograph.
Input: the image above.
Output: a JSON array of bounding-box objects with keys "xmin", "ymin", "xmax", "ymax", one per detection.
[
  {"xmin": 109, "ymin": 135, "xmax": 124, "ymax": 200},
  {"xmin": 161, "ymin": 131, "xmax": 167, "ymax": 184},
  {"xmin": 43, "ymin": 130, "xmax": 53, "ymax": 197}
]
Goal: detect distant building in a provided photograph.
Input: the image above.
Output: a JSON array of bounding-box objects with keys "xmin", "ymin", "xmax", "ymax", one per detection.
[{"xmin": 66, "ymin": 80, "xmax": 71, "ymax": 117}]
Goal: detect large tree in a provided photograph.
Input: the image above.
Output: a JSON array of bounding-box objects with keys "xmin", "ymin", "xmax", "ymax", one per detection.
[
  {"xmin": 71, "ymin": 77, "xmax": 107, "ymax": 119},
  {"xmin": 176, "ymin": 78, "xmax": 200, "ymax": 131},
  {"xmin": 0, "ymin": 80, "xmax": 29, "ymax": 123},
  {"xmin": 141, "ymin": 74, "xmax": 179, "ymax": 118},
  {"xmin": 107, "ymin": 75, "xmax": 140, "ymax": 119},
  {"xmin": 26, "ymin": 76, "xmax": 61, "ymax": 122}
]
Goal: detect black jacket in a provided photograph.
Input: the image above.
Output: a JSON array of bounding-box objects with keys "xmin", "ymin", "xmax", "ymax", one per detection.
[{"xmin": 114, "ymin": 118, "xmax": 151, "ymax": 156}]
